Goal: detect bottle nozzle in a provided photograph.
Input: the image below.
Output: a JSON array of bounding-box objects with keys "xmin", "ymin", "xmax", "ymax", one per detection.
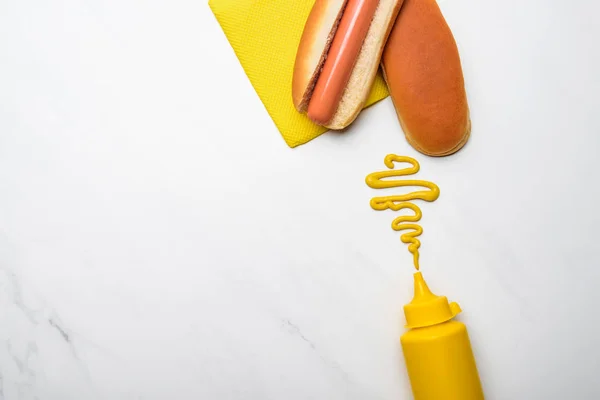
[
  {"xmin": 404, "ymin": 272, "xmax": 461, "ymax": 329},
  {"xmin": 412, "ymin": 272, "xmax": 436, "ymax": 303}
]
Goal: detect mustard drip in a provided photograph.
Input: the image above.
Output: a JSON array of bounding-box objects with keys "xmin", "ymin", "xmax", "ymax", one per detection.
[{"xmin": 365, "ymin": 155, "xmax": 440, "ymax": 270}]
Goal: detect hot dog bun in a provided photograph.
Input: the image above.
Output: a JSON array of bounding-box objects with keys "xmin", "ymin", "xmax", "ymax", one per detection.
[
  {"xmin": 382, "ymin": 0, "xmax": 470, "ymax": 156},
  {"xmin": 293, "ymin": 0, "xmax": 403, "ymax": 129}
]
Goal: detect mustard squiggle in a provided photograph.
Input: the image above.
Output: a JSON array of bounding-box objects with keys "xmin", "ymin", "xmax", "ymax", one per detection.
[{"xmin": 365, "ymin": 155, "xmax": 440, "ymax": 270}]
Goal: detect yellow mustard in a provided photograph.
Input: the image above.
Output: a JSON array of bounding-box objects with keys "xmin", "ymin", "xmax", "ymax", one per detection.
[
  {"xmin": 366, "ymin": 154, "xmax": 484, "ymax": 399},
  {"xmin": 365, "ymin": 154, "xmax": 439, "ymax": 270},
  {"xmin": 402, "ymin": 272, "xmax": 484, "ymax": 400}
]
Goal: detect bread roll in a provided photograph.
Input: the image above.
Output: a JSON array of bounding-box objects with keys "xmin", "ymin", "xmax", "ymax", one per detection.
[
  {"xmin": 382, "ymin": 0, "xmax": 470, "ymax": 156},
  {"xmin": 293, "ymin": 0, "xmax": 404, "ymax": 129}
]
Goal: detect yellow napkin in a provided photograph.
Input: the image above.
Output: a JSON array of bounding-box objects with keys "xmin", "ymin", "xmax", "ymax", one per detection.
[{"xmin": 209, "ymin": 0, "xmax": 390, "ymax": 148}]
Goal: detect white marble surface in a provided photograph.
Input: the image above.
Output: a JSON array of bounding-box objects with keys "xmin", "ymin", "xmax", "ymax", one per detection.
[{"xmin": 1, "ymin": 0, "xmax": 600, "ymax": 399}]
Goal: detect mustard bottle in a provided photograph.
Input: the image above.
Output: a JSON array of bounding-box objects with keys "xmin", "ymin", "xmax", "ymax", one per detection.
[{"xmin": 401, "ymin": 272, "xmax": 484, "ymax": 400}]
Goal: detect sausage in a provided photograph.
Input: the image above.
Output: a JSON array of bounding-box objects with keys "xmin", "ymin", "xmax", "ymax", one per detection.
[
  {"xmin": 292, "ymin": 0, "xmax": 402, "ymax": 129},
  {"xmin": 307, "ymin": 0, "xmax": 380, "ymax": 125}
]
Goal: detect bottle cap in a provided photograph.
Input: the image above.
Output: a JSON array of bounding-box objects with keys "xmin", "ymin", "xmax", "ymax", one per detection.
[{"xmin": 404, "ymin": 272, "xmax": 462, "ymax": 329}]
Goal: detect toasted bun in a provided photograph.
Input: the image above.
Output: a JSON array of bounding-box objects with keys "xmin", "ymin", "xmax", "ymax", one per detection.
[
  {"xmin": 293, "ymin": 0, "xmax": 403, "ymax": 129},
  {"xmin": 382, "ymin": 0, "xmax": 470, "ymax": 156}
]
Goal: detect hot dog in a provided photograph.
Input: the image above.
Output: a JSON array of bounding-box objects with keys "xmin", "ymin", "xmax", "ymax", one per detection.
[
  {"xmin": 293, "ymin": 0, "xmax": 403, "ymax": 129},
  {"xmin": 382, "ymin": 0, "xmax": 470, "ymax": 156}
]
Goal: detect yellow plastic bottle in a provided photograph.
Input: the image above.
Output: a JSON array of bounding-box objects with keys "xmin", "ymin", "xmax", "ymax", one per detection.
[{"xmin": 401, "ymin": 272, "xmax": 484, "ymax": 400}]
